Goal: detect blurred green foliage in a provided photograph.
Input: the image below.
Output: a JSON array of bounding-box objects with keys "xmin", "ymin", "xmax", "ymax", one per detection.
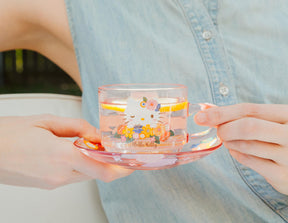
[{"xmin": 0, "ymin": 50, "xmax": 81, "ymax": 96}]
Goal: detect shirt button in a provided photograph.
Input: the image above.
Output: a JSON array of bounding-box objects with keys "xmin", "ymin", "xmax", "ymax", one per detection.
[
  {"xmin": 202, "ymin": 30, "xmax": 212, "ymax": 40},
  {"xmin": 219, "ymin": 84, "xmax": 229, "ymax": 96}
]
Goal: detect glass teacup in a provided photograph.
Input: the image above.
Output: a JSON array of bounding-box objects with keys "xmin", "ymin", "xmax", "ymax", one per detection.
[{"xmin": 98, "ymin": 83, "xmax": 215, "ymax": 153}]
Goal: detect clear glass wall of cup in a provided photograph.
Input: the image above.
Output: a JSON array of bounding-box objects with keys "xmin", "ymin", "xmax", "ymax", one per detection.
[{"xmin": 98, "ymin": 83, "xmax": 216, "ymax": 153}]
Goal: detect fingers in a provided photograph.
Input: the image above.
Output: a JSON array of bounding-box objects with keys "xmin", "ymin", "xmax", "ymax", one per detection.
[
  {"xmin": 45, "ymin": 170, "xmax": 93, "ymax": 190},
  {"xmin": 43, "ymin": 139, "xmax": 133, "ymax": 186},
  {"xmin": 229, "ymin": 149, "xmax": 277, "ymax": 177},
  {"xmin": 224, "ymin": 140, "xmax": 287, "ymax": 164},
  {"xmin": 229, "ymin": 149, "xmax": 288, "ymax": 195},
  {"xmin": 36, "ymin": 116, "xmax": 133, "ymax": 183},
  {"xmin": 69, "ymin": 170, "xmax": 93, "ymax": 182},
  {"xmin": 70, "ymin": 146, "xmax": 134, "ymax": 183},
  {"xmin": 218, "ymin": 117, "xmax": 288, "ymax": 145},
  {"xmin": 195, "ymin": 103, "xmax": 288, "ymax": 127},
  {"xmin": 194, "ymin": 103, "xmax": 288, "ymax": 195},
  {"xmin": 33, "ymin": 114, "xmax": 100, "ymax": 142}
]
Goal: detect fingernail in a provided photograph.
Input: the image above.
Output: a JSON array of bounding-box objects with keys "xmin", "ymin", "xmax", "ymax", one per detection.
[{"xmin": 196, "ymin": 112, "xmax": 207, "ymax": 123}]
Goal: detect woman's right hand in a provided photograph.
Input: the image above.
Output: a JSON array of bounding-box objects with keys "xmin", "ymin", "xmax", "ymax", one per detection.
[{"xmin": 0, "ymin": 115, "xmax": 134, "ymax": 189}]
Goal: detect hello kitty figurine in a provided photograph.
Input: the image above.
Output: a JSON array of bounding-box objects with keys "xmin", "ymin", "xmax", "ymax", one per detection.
[
  {"xmin": 124, "ymin": 97, "xmax": 161, "ymax": 128},
  {"xmin": 114, "ymin": 97, "xmax": 175, "ymax": 145}
]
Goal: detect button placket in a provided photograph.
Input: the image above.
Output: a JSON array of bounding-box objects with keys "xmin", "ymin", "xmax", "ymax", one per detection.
[
  {"xmin": 219, "ymin": 83, "xmax": 229, "ymax": 96},
  {"xmin": 178, "ymin": 0, "xmax": 237, "ymax": 106},
  {"xmin": 202, "ymin": 30, "xmax": 212, "ymax": 40}
]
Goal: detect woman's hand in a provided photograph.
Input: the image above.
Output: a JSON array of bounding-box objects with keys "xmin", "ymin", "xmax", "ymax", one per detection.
[
  {"xmin": 0, "ymin": 115, "xmax": 133, "ymax": 189},
  {"xmin": 195, "ymin": 103, "xmax": 288, "ymax": 195}
]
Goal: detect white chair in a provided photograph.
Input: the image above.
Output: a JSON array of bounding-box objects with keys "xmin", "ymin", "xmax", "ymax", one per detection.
[{"xmin": 0, "ymin": 93, "xmax": 108, "ymax": 223}]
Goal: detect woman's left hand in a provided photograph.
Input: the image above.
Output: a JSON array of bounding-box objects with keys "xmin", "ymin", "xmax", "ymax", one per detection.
[{"xmin": 195, "ymin": 103, "xmax": 288, "ymax": 195}]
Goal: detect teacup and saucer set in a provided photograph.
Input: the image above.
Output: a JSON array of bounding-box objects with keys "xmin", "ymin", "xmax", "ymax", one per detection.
[{"xmin": 74, "ymin": 83, "xmax": 222, "ymax": 170}]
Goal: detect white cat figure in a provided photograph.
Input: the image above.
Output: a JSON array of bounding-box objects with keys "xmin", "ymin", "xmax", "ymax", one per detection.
[{"xmin": 124, "ymin": 97, "xmax": 161, "ymax": 128}]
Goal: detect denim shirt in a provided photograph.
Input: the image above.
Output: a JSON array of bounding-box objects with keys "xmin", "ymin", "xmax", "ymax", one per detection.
[{"xmin": 65, "ymin": 0, "xmax": 288, "ymax": 222}]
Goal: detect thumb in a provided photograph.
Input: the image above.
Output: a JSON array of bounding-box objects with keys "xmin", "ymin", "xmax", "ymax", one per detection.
[{"xmin": 34, "ymin": 114, "xmax": 100, "ymax": 142}]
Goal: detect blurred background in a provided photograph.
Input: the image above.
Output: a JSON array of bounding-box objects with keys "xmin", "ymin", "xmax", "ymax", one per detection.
[{"xmin": 0, "ymin": 50, "xmax": 81, "ymax": 96}]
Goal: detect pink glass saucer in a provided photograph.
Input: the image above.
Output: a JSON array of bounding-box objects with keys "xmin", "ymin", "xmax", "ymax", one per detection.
[{"xmin": 73, "ymin": 130, "xmax": 222, "ymax": 170}]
